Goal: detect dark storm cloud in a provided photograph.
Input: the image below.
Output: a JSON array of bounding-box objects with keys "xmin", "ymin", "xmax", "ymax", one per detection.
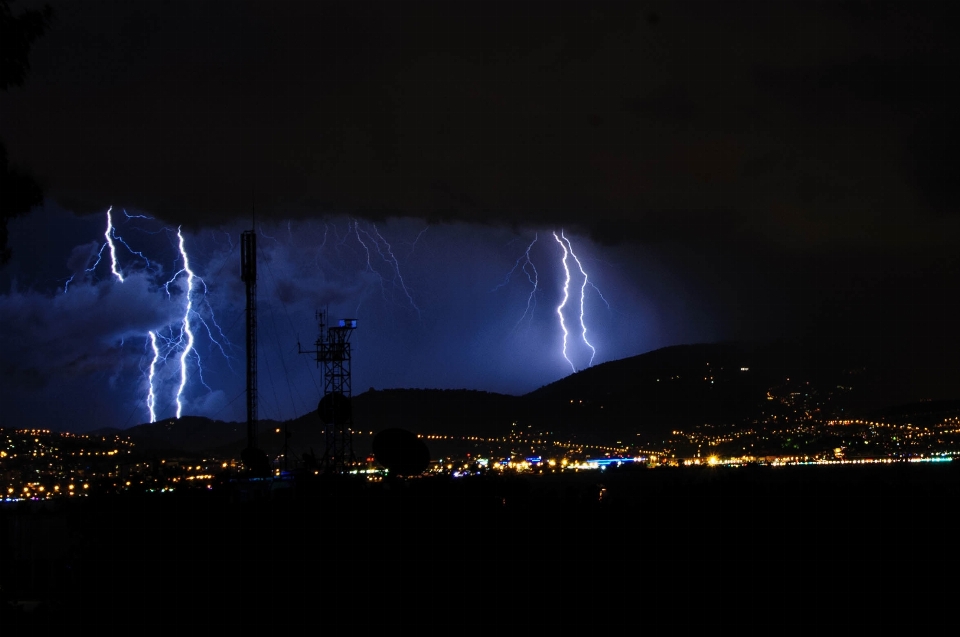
[
  {"xmin": 65, "ymin": 240, "xmax": 99, "ymax": 276},
  {"xmin": 2, "ymin": 0, "xmax": 954, "ymax": 249},
  {"xmin": 0, "ymin": 271, "xmax": 181, "ymax": 389},
  {"xmin": 262, "ymin": 249, "xmax": 360, "ymax": 309}
]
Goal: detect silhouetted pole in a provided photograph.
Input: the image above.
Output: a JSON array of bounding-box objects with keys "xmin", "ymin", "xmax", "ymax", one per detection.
[{"xmin": 240, "ymin": 230, "xmax": 268, "ymax": 473}]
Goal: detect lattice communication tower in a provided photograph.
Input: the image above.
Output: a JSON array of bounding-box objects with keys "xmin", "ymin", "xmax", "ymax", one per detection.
[{"xmin": 299, "ymin": 311, "xmax": 358, "ymax": 473}]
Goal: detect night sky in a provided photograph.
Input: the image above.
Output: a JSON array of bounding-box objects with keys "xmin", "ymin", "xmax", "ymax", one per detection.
[{"xmin": 1, "ymin": 0, "xmax": 958, "ymax": 433}]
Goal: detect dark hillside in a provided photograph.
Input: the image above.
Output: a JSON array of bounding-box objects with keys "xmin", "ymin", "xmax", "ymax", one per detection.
[{"xmin": 109, "ymin": 338, "xmax": 952, "ymax": 455}]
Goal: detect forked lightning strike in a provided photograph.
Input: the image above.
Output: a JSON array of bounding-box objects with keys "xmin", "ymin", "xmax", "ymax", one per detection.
[
  {"xmin": 140, "ymin": 226, "xmax": 227, "ymax": 422},
  {"xmin": 558, "ymin": 231, "xmax": 597, "ymax": 368},
  {"xmin": 70, "ymin": 209, "xmax": 231, "ymax": 423},
  {"xmin": 370, "ymin": 224, "xmax": 420, "ymax": 317},
  {"xmin": 104, "ymin": 206, "xmax": 124, "ymax": 282},
  {"xmin": 173, "ymin": 227, "xmax": 195, "ymax": 419},
  {"xmin": 146, "ymin": 331, "xmax": 159, "ymax": 423},
  {"xmin": 553, "ymin": 231, "xmax": 602, "ymax": 372},
  {"xmin": 554, "ymin": 232, "xmax": 575, "ymax": 373},
  {"xmin": 497, "ymin": 230, "xmax": 607, "ymax": 374},
  {"xmin": 65, "ymin": 207, "xmax": 158, "ymax": 292},
  {"xmin": 493, "ymin": 234, "xmax": 540, "ymax": 331},
  {"xmin": 351, "ymin": 220, "xmax": 421, "ymax": 316}
]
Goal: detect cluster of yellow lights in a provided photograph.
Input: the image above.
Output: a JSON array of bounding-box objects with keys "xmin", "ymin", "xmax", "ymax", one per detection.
[
  {"xmin": 413, "ymin": 431, "xmax": 637, "ymax": 456},
  {"xmin": 7, "ymin": 482, "xmax": 88, "ymax": 499},
  {"xmin": 672, "ymin": 454, "xmax": 953, "ymax": 467},
  {"xmin": 487, "ymin": 457, "xmax": 619, "ymax": 472}
]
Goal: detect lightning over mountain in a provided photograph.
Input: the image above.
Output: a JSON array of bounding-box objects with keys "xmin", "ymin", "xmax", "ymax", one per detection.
[
  {"xmin": 554, "ymin": 231, "xmax": 576, "ymax": 373},
  {"xmin": 20, "ymin": 213, "xmax": 633, "ymax": 432},
  {"xmin": 496, "ymin": 230, "xmax": 610, "ymax": 375},
  {"xmin": 558, "ymin": 230, "xmax": 597, "ymax": 368},
  {"xmin": 145, "ymin": 331, "xmax": 159, "ymax": 423},
  {"xmin": 172, "ymin": 227, "xmax": 196, "ymax": 419}
]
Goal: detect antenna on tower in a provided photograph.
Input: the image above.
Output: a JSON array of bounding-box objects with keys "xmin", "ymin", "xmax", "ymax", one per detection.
[
  {"xmin": 299, "ymin": 309, "xmax": 359, "ymax": 473},
  {"xmin": 240, "ymin": 226, "xmax": 269, "ymax": 475}
]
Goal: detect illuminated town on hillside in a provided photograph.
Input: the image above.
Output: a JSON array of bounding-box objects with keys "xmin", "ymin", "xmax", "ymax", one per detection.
[{"xmin": 3, "ymin": 406, "xmax": 957, "ymax": 502}]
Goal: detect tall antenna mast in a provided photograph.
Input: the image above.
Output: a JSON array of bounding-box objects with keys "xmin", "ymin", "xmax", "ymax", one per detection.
[{"xmin": 240, "ymin": 225, "xmax": 268, "ymax": 474}]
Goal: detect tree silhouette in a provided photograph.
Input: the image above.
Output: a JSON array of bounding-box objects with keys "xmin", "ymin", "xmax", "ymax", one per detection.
[{"xmin": 0, "ymin": 0, "xmax": 52, "ymax": 265}]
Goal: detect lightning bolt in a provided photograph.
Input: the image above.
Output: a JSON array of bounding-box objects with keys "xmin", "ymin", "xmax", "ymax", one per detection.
[
  {"xmin": 258, "ymin": 223, "xmax": 280, "ymax": 245},
  {"xmin": 104, "ymin": 206, "xmax": 124, "ymax": 282},
  {"xmin": 553, "ymin": 231, "xmax": 603, "ymax": 373},
  {"xmin": 352, "ymin": 220, "xmax": 421, "ymax": 316},
  {"xmin": 111, "ymin": 218, "xmax": 157, "ymax": 275},
  {"xmin": 352, "ymin": 221, "xmax": 378, "ymax": 279},
  {"xmin": 67, "ymin": 209, "xmax": 123, "ymax": 290},
  {"xmin": 554, "ymin": 232, "xmax": 576, "ymax": 373},
  {"xmin": 410, "ymin": 226, "xmax": 429, "ymax": 250},
  {"xmin": 314, "ymin": 223, "xmax": 330, "ymax": 270},
  {"xmin": 173, "ymin": 227, "xmax": 195, "ymax": 419},
  {"xmin": 493, "ymin": 234, "xmax": 540, "ymax": 331},
  {"xmin": 146, "ymin": 331, "xmax": 159, "ymax": 423},
  {"xmin": 370, "ymin": 223, "xmax": 420, "ymax": 318},
  {"xmin": 63, "ymin": 209, "xmax": 234, "ymax": 423},
  {"xmin": 493, "ymin": 230, "xmax": 608, "ymax": 374},
  {"xmin": 127, "ymin": 221, "xmax": 233, "ymax": 423},
  {"xmin": 561, "ymin": 231, "xmax": 597, "ymax": 368},
  {"xmin": 122, "ymin": 210, "xmax": 154, "ymax": 220},
  {"xmin": 64, "ymin": 206, "xmax": 159, "ymax": 292}
]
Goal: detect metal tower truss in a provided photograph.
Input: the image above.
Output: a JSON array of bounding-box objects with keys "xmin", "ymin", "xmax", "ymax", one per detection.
[{"xmin": 299, "ymin": 311, "xmax": 358, "ymax": 473}]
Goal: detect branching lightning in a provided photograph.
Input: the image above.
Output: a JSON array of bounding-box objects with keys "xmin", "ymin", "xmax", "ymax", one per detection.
[
  {"xmin": 499, "ymin": 230, "xmax": 608, "ymax": 374},
  {"xmin": 135, "ymin": 226, "xmax": 230, "ymax": 421},
  {"xmin": 65, "ymin": 207, "xmax": 160, "ymax": 292},
  {"xmin": 560, "ymin": 231, "xmax": 596, "ymax": 367},
  {"xmin": 552, "ymin": 230, "xmax": 603, "ymax": 372},
  {"xmin": 122, "ymin": 210, "xmax": 154, "ymax": 220},
  {"xmin": 104, "ymin": 206, "xmax": 124, "ymax": 282},
  {"xmin": 64, "ymin": 211, "xmax": 614, "ymax": 426},
  {"xmin": 258, "ymin": 223, "xmax": 280, "ymax": 245},
  {"xmin": 173, "ymin": 227, "xmax": 195, "ymax": 419},
  {"xmin": 553, "ymin": 232, "xmax": 576, "ymax": 373},
  {"xmin": 370, "ymin": 223, "xmax": 420, "ymax": 317},
  {"xmin": 305, "ymin": 219, "xmax": 426, "ymax": 319},
  {"xmin": 410, "ymin": 226, "xmax": 429, "ymax": 251},
  {"xmin": 352, "ymin": 221, "xmax": 380, "ymax": 283},
  {"xmin": 66, "ymin": 209, "xmax": 234, "ymax": 423},
  {"xmin": 314, "ymin": 223, "xmax": 330, "ymax": 270},
  {"xmin": 110, "ymin": 221, "xmax": 157, "ymax": 275},
  {"xmin": 493, "ymin": 234, "xmax": 540, "ymax": 331},
  {"xmin": 350, "ymin": 220, "xmax": 421, "ymax": 316},
  {"xmin": 146, "ymin": 331, "xmax": 159, "ymax": 422}
]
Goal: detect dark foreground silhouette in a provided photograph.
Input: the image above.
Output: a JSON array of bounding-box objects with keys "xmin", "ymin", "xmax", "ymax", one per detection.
[{"xmin": 3, "ymin": 463, "xmax": 957, "ymax": 628}]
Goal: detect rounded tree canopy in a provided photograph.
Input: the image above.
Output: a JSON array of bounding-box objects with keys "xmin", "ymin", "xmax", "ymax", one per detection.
[{"xmin": 372, "ymin": 428, "xmax": 430, "ymax": 477}]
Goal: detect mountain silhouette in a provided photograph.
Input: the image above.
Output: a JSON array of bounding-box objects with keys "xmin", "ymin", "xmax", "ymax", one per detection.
[{"xmin": 104, "ymin": 337, "xmax": 952, "ymax": 456}]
